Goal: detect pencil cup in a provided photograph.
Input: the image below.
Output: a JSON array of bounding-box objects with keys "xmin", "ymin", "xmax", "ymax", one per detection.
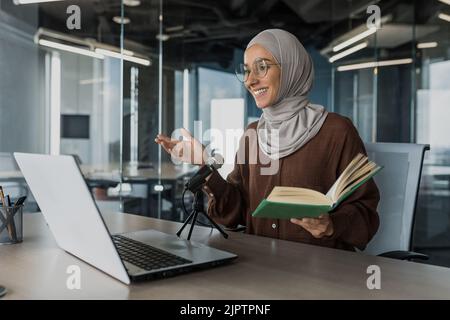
[{"xmin": 0, "ymin": 204, "xmax": 23, "ymax": 245}]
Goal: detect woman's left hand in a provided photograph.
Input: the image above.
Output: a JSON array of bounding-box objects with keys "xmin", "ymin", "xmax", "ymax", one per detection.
[{"xmin": 290, "ymin": 214, "xmax": 334, "ymax": 238}]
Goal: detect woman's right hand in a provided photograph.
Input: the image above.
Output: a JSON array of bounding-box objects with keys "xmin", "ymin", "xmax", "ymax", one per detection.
[{"xmin": 154, "ymin": 128, "xmax": 206, "ymax": 165}]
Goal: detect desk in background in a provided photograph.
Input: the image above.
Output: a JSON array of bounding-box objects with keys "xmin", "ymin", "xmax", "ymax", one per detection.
[
  {"xmin": 1, "ymin": 162, "xmax": 197, "ymax": 220},
  {"xmin": 1, "ymin": 212, "xmax": 450, "ymax": 299},
  {"xmin": 83, "ymin": 162, "xmax": 196, "ymax": 220}
]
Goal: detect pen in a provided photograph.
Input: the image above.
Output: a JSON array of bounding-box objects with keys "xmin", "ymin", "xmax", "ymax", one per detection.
[
  {"xmin": 0, "ymin": 186, "xmax": 6, "ymax": 206},
  {"xmin": 14, "ymin": 196, "xmax": 27, "ymax": 207},
  {"xmin": 9, "ymin": 196, "xmax": 26, "ymax": 242}
]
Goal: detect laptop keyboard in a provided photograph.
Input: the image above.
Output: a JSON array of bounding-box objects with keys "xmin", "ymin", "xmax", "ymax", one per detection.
[{"xmin": 112, "ymin": 234, "xmax": 192, "ymax": 271}]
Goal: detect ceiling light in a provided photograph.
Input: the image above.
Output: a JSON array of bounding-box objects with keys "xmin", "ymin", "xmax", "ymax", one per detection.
[
  {"xmin": 113, "ymin": 16, "xmax": 131, "ymax": 25},
  {"xmin": 123, "ymin": 0, "xmax": 141, "ymax": 6},
  {"xmin": 329, "ymin": 42, "xmax": 368, "ymax": 63},
  {"xmin": 417, "ymin": 42, "xmax": 438, "ymax": 49},
  {"xmin": 156, "ymin": 34, "xmax": 170, "ymax": 41},
  {"xmin": 337, "ymin": 58, "xmax": 413, "ymax": 72},
  {"xmin": 95, "ymin": 48, "xmax": 151, "ymax": 66},
  {"xmin": 333, "ymin": 27, "xmax": 377, "ymax": 52},
  {"xmin": 35, "ymin": 28, "xmax": 150, "ymax": 66},
  {"xmin": 79, "ymin": 78, "xmax": 105, "ymax": 85},
  {"xmin": 165, "ymin": 25, "xmax": 184, "ymax": 32},
  {"xmin": 38, "ymin": 39, "xmax": 104, "ymax": 59},
  {"xmin": 438, "ymin": 13, "xmax": 450, "ymax": 22},
  {"xmin": 13, "ymin": 0, "xmax": 64, "ymax": 4},
  {"xmin": 438, "ymin": 0, "xmax": 450, "ymax": 6}
]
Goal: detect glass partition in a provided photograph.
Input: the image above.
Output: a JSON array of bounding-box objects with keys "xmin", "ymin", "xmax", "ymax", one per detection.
[
  {"xmin": 327, "ymin": 0, "xmax": 450, "ymax": 266},
  {"xmin": 1, "ymin": 0, "xmax": 449, "ymax": 267},
  {"xmin": 0, "ymin": 0, "xmax": 123, "ymax": 213},
  {"xmin": 413, "ymin": 6, "xmax": 450, "ymax": 266}
]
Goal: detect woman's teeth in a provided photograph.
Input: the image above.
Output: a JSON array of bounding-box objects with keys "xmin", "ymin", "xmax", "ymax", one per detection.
[{"xmin": 254, "ymin": 88, "xmax": 268, "ymax": 96}]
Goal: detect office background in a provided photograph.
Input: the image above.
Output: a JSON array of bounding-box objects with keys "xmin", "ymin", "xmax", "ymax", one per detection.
[{"xmin": 0, "ymin": 0, "xmax": 449, "ymax": 266}]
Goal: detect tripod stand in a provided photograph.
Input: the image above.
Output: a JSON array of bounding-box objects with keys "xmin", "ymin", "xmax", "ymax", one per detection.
[{"xmin": 176, "ymin": 167, "xmax": 228, "ymax": 241}]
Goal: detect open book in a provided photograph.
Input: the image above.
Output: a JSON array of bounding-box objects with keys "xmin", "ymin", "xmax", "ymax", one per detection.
[{"xmin": 252, "ymin": 153, "xmax": 382, "ymax": 219}]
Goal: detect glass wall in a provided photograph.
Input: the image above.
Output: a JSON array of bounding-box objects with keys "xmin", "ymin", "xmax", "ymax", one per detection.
[
  {"xmin": 327, "ymin": 0, "xmax": 450, "ymax": 267},
  {"xmin": 0, "ymin": 0, "xmax": 123, "ymax": 213},
  {"xmin": 1, "ymin": 0, "xmax": 449, "ymax": 267},
  {"xmin": 413, "ymin": 8, "xmax": 450, "ymax": 267}
]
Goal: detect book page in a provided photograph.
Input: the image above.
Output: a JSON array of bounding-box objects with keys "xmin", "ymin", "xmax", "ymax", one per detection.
[
  {"xmin": 327, "ymin": 153, "xmax": 366, "ymax": 202},
  {"xmin": 335, "ymin": 166, "xmax": 382, "ymax": 205},
  {"xmin": 268, "ymin": 186, "xmax": 332, "ymax": 206},
  {"xmin": 335, "ymin": 161, "xmax": 376, "ymax": 199}
]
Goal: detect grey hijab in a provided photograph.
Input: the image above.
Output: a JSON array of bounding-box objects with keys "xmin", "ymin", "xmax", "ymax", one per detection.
[{"xmin": 247, "ymin": 29, "xmax": 328, "ymax": 159}]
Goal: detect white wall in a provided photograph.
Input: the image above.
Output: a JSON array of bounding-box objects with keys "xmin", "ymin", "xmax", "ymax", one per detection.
[{"xmin": 210, "ymin": 98, "xmax": 245, "ymax": 178}]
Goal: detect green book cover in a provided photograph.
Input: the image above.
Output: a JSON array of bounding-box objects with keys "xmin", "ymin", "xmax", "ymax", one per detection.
[
  {"xmin": 251, "ymin": 165, "xmax": 383, "ymax": 219},
  {"xmin": 252, "ymin": 200, "xmax": 331, "ymax": 219}
]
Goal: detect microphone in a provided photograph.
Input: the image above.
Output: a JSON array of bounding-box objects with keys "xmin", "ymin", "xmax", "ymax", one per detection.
[
  {"xmin": 185, "ymin": 153, "xmax": 224, "ymax": 192},
  {"xmin": 205, "ymin": 152, "xmax": 224, "ymax": 170}
]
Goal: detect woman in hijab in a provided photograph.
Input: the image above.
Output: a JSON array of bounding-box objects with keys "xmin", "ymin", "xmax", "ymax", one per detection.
[{"xmin": 155, "ymin": 29, "xmax": 380, "ymax": 251}]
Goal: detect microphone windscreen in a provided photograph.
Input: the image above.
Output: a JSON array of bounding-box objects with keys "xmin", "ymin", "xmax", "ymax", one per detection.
[{"xmin": 207, "ymin": 153, "xmax": 224, "ymax": 170}]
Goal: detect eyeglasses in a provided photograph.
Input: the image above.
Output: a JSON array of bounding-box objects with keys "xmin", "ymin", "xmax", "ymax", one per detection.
[{"xmin": 235, "ymin": 58, "xmax": 279, "ymax": 83}]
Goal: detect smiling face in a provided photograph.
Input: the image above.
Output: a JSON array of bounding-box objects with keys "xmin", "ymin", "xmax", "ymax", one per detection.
[{"xmin": 244, "ymin": 44, "xmax": 281, "ymax": 109}]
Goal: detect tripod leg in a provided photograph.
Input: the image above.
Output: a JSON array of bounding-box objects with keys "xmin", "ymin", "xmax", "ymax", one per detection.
[
  {"xmin": 187, "ymin": 210, "xmax": 199, "ymax": 241},
  {"xmin": 178, "ymin": 188, "xmax": 230, "ymax": 240},
  {"xmin": 176, "ymin": 209, "xmax": 196, "ymax": 237},
  {"xmin": 200, "ymin": 211, "xmax": 229, "ymax": 239}
]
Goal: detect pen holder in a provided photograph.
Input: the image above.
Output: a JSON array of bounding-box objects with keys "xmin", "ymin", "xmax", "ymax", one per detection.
[{"xmin": 0, "ymin": 204, "xmax": 23, "ymax": 245}]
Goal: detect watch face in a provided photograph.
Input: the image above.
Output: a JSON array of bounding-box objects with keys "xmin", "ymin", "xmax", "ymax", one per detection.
[{"xmin": 0, "ymin": 286, "xmax": 7, "ymax": 298}]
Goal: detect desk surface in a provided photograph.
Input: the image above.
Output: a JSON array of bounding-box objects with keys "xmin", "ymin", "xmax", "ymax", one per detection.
[{"xmin": 2, "ymin": 212, "xmax": 450, "ymax": 299}]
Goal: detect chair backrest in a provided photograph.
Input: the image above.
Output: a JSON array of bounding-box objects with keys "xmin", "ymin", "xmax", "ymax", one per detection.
[{"xmin": 363, "ymin": 143, "xmax": 430, "ymax": 255}]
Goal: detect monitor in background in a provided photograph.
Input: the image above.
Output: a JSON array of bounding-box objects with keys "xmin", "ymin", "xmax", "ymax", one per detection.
[{"xmin": 61, "ymin": 115, "xmax": 90, "ymax": 139}]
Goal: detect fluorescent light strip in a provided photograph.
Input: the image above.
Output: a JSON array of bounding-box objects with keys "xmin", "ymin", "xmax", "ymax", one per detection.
[
  {"xmin": 337, "ymin": 58, "xmax": 413, "ymax": 71},
  {"xmin": 79, "ymin": 78, "xmax": 105, "ymax": 85},
  {"xmin": 333, "ymin": 27, "xmax": 377, "ymax": 52},
  {"xmin": 113, "ymin": 16, "xmax": 131, "ymax": 25},
  {"xmin": 14, "ymin": 0, "xmax": 64, "ymax": 4},
  {"xmin": 122, "ymin": 49, "xmax": 134, "ymax": 56},
  {"xmin": 96, "ymin": 48, "xmax": 135, "ymax": 57},
  {"xmin": 124, "ymin": 0, "xmax": 141, "ymax": 6},
  {"xmin": 329, "ymin": 42, "xmax": 368, "ymax": 63},
  {"xmin": 95, "ymin": 48, "xmax": 150, "ymax": 66},
  {"xmin": 417, "ymin": 42, "xmax": 438, "ymax": 49},
  {"xmin": 39, "ymin": 39, "xmax": 104, "ymax": 59},
  {"xmin": 438, "ymin": 13, "xmax": 450, "ymax": 22},
  {"xmin": 438, "ymin": 0, "xmax": 450, "ymax": 6}
]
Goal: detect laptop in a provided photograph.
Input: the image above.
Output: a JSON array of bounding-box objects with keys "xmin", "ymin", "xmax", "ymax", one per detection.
[{"xmin": 14, "ymin": 153, "xmax": 237, "ymax": 284}]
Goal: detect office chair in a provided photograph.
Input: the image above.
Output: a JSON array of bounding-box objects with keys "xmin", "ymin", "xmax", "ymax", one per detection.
[{"xmin": 363, "ymin": 142, "xmax": 430, "ymax": 261}]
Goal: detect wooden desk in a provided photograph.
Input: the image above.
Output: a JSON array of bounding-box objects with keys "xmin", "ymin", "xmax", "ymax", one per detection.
[{"xmin": 1, "ymin": 212, "xmax": 450, "ymax": 299}]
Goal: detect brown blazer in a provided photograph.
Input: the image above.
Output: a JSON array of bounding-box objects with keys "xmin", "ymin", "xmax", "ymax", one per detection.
[{"xmin": 203, "ymin": 112, "xmax": 380, "ymax": 251}]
